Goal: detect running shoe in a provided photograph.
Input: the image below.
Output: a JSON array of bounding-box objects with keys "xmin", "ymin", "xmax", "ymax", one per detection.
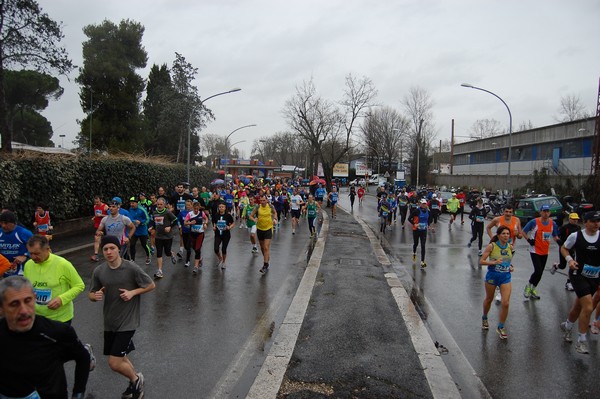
[
  {"xmin": 292, "ymin": 230, "xmax": 295, "ymax": 235},
  {"xmin": 478, "ymin": 250, "xmax": 483, "ymax": 256},
  {"xmin": 154, "ymin": 270, "xmax": 163, "ymax": 279},
  {"xmin": 150, "ymin": 246, "xmax": 155, "ymax": 255},
  {"xmin": 84, "ymin": 343, "xmax": 96, "ymax": 372},
  {"xmin": 495, "ymin": 288, "xmax": 501, "ymax": 303},
  {"xmin": 131, "ymin": 372, "xmax": 144, "ymax": 399},
  {"xmin": 482, "ymin": 318, "xmax": 489, "ymax": 330},
  {"xmin": 560, "ymin": 322, "xmax": 573, "ymax": 342},
  {"xmin": 221, "ymin": 262, "xmax": 226, "ymax": 270},
  {"xmin": 590, "ymin": 322, "xmax": 600, "ymax": 335},
  {"xmin": 412, "ymin": 253, "xmax": 416, "ymax": 262},
  {"xmin": 145, "ymin": 257, "xmax": 151, "ymax": 265},
  {"xmin": 193, "ymin": 266, "xmax": 199, "ymax": 274},
  {"xmin": 171, "ymin": 255, "xmax": 177, "ymax": 264},
  {"xmin": 252, "ymin": 247, "xmax": 258, "ymax": 254},
  {"xmin": 530, "ymin": 287, "xmax": 540, "ymax": 300},
  {"xmin": 467, "ymin": 242, "xmax": 471, "ymax": 248},
  {"xmin": 259, "ymin": 265, "xmax": 269, "ymax": 274},
  {"xmin": 177, "ymin": 252, "xmax": 183, "ymax": 259},
  {"xmin": 565, "ymin": 282, "xmax": 574, "ymax": 291},
  {"xmin": 90, "ymin": 254, "xmax": 99, "ymax": 262},
  {"xmin": 122, "ymin": 381, "xmax": 134, "ymax": 399},
  {"xmin": 239, "ymin": 224, "xmax": 243, "ymax": 229},
  {"xmin": 523, "ymin": 284, "xmax": 532, "ymax": 299},
  {"xmin": 420, "ymin": 261, "xmax": 427, "ymax": 269},
  {"xmin": 184, "ymin": 261, "xmax": 190, "ymax": 267},
  {"xmin": 496, "ymin": 327, "xmax": 508, "ymax": 339},
  {"xmin": 550, "ymin": 263, "xmax": 558, "ymax": 275},
  {"xmin": 576, "ymin": 340, "xmax": 589, "ymax": 354}
]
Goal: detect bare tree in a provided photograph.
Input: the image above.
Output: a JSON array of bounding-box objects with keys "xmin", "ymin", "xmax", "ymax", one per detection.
[
  {"xmin": 402, "ymin": 86, "xmax": 435, "ymax": 185},
  {"xmin": 555, "ymin": 94, "xmax": 590, "ymax": 122},
  {"xmin": 516, "ymin": 119, "xmax": 535, "ymax": 132},
  {"xmin": 283, "ymin": 74, "xmax": 377, "ymax": 187},
  {"xmin": 360, "ymin": 106, "xmax": 409, "ymax": 175},
  {"xmin": 469, "ymin": 118, "xmax": 503, "ymax": 139},
  {"xmin": 200, "ymin": 133, "xmax": 227, "ymax": 165}
]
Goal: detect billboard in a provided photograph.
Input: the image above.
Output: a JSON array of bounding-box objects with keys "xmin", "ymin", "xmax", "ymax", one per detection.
[
  {"xmin": 333, "ymin": 163, "xmax": 349, "ymax": 177},
  {"xmin": 355, "ymin": 162, "xmax": 372, "ymax": 176}
]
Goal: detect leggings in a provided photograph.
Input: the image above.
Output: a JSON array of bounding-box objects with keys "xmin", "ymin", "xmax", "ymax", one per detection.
[
  {"xmin": 431, "ymin": 210, "xmax": 440, "ymax": 224},
  {"xmin": 214, "ymin": 232, "xmax": 231, "ymax": 255},
  {"xmin": 413, "ymin": 230, "xmax": 427, "ymax": 261},
  {"xmin": 350, "ymin": 196, "xmax": 355, "ymax": 207},
  {"xmin": 469, "ymin": 222, "xmax": 484, "ymax": 250},
  {"xmin": 308, "ymin": 217, "xmax": 316, "ymax": 235},
  {"xmin": 190, "ymin": 233, "xmax": 205, "ymax": 260},
  {"xmin": 399, "ymin": 206, "xmax": 408, "ymax": 225},
  {"xmin": 181, "ymin": 232, "xmax": 191, "ymax": 262},
  {"xmin": 129, "ymin": 234, "xmax": 150, "ymax": 261},
  {"xmin": 529, "ymin": 253, "xmax": 548, "ymax": 286}
]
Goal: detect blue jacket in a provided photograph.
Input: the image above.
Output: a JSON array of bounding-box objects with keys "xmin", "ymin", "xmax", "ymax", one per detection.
[
  {"xmin": 128, "ymin": 207, "xmax": 149, "ymax": 236},
  {"xmin": 0, "ymin": 225, "xmax": 33, "ymax": 276}
]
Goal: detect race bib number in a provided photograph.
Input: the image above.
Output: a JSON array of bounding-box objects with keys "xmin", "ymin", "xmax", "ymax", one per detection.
[
  {"xmin": 154, "ymin": 216, "xmax": 164, "ymax": 225},
  {"xmin": 476, "ymin": 215, "xmax": 484, "ymax": 223},
  {"xmin": 542, "ymin": 232, "xmax": 551, "ymax": 241},
  {"xmin": 95, "ymin": 209, "xmax": 103, "ymax": 217},
  {"xmin": 34, "ymin": 288, "xmax": 52, "ymax": 305},
  {"xmin": 37, "ymin": 224, "xmax": 49, "ymax": 232},
  {"xmin": 495, "ymin": 260, "xmax": 511, "ymax": 273},
  {"xmin": 177, "ymin": 200, "xmax": 185, "ymax": 211},
  {"xmin": 382, "ymin": 211, "xmax": 389, "ymax": 217},
  {"xmin": 418, "ymin": 222, "xmax": 428, "ymax": 231},
  {"xmin": 582, "ymin": 264, "xmax": 600, "ymax": 279},
  {"xmin": 191, "ymin": 224, "xmax": 203, "ymax": 233},
  {"xmin": 431, "ymin": 204, "xmax": 439, "ymax": 210},
  {"xmin": 216, "ymin": 220, "xmax": 227, "ymax": 231}
]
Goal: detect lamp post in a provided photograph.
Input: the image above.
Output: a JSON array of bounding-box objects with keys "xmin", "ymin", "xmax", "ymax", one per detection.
[
  {"xmin": 416, "ymin": 119, "xmax": 424, "ymax": 188},
  {"xmin": 224, "ymin": 124, "xmax": 257, "ymax": 172},
  {"xmin": 461, "ymin": 83, "xmax": 513, "ymax": 194},
  {"xmin": 59, "ymin": 134, "xmax": 65, "ymax": 148},
  {"xmin": 187, "ymin": 88, "xmax": 242, "ymax": 183}
]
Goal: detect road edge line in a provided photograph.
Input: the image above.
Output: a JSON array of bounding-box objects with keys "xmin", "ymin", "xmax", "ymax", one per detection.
[{"xmin": 246, "ymin": 213, "xmax": 330, "ymax": 399}]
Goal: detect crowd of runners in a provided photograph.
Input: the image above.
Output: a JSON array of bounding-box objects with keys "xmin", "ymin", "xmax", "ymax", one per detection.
[
  {"xmin": 372, "ymin": 184, "xmax": 600, "ymax": 348},
  {"xmin": 1, "ymin": 177, "xmax": 599, "ymax": 398}
]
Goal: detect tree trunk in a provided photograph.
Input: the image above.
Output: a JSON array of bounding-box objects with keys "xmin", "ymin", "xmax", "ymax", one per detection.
[{"xmin": 0, "ymin": 64, "xmax": 12, "ymax": 152}]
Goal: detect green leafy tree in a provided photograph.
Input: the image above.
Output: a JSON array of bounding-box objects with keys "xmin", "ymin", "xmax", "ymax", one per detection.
[
  {"xmin": 0, "ymin": 0, "xmax": 73, "ymax": 152},
  {"xmin": 5, "ymin": 69, "xmax": 63, "ymax": 146},
  {"xmin": 142, "ymin": 63, "xmax": 175, "ymax": 155},
  {"xmin": 75, "ymin": 19, "xmax": 147, "ymax": 153}
]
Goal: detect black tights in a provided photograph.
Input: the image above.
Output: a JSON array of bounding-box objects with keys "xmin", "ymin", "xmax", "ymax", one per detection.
[
  {"xmin": 412, "ymin": 230, "xmax": 427, "ymax": 261},
  {"xmin": 529, "ymin": 253, "xmax": 548, "ymax": 286}
]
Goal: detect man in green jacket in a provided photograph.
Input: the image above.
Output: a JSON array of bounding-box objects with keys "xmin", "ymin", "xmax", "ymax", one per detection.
[{"xmin": 447, "ymin": 192, "xmax": 460, "ymax": 230}]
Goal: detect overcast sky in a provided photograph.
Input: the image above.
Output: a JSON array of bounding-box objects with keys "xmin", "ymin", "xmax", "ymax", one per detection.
[{"xmin": 40, "ymin": 0, "xmax": 599, "ymax": 156}]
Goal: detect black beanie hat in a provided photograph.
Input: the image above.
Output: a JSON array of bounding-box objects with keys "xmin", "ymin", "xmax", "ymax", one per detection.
[{"xmin": 100, "ymin": 235, "xmax": 121, "ymax": 250}]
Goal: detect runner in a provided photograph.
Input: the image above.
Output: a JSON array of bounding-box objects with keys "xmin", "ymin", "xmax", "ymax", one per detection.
[
  {"xmin": 183, "ymin": 201, "xmax": 208, "ymax": 274},
  {"xmin": 238, "ymin": 190, "xmax": 249, "ymax": 228},
  {"xmin": 522, "ymin": 204, "xmax": 560, "ymax": 300},
  {"xmin": 480, "ymin": 226, "xmax": 514, "ymax": 339},
  {"xmin": 397, "ymin": 189, "xmax": 409, "ymax": 229},
  {"xmin": 328, "ymin": 186, "xmax": 339, "ymax": 219},
  {"xmin": 551, "ymin": 212, "xmax": 581, "ymax": 291},
  {"xmin": 148, "ymin": 198, "xmax": 178, "ymax": 279},
  {"xmin": 23, "ymin": 235, "xmax": 85, "ymax": 324},
  {"xmin": 377, "ymin": 193, "xmax": 390, "ymax": 234},
  {"xmin": 0, "ymin": 276, "xmax": 90, "ymax": 399},
  {"xmin": 170, "ymin": 183, "xmax": 193, "ymax": 259},
  {"xmin": 0, "ymin": 211, "xmax": 33, "ymax": 277},
  {"xmin": 559, "ymin": 211, "xmax": 600, "ymax": 354},
  {"xmin": 91, "ymin": 196, "xmax": 109, "ymax": 262},
  {"xmin": 243, "ymin": 196, "xmax": 259, "ymax": 253},
  {"xmin": 357, "ymin": 185, "xmax": 365, "ymax": 206},
  {"xmin": 273, "ymin": 190, "xmax": 285, "ymax": 229},
  {"xmin": 213, "ymin": 203, "xmax": 234, "ymax": 270},
  {"xmin": 177, "ymin": 199, "xmax": 193, "ymax": 267},
  {"xmin": 305, "ymin": 194, "xmax": 321, "ymax": 238},
  {"xmin": 456, "ymin": 189, "xmax": 466, "ymax": 224},
  {"xmin": 410, "ymin": 199, "xmax": 430, "ymax": 268},
  {"xmin": 348, "ymin": 186, "xmax": 356, "ymax": 210},
  {"xmin": 128, "ymin": 197, "xmax": 151, "ymax": 265},
  {"xmin": 32, "ymin": 202, "xmax": 54, "ymax": 238},
  {"xmin": 427, "ymin": 193, "xmax": 442, "ymax": 232},
  {"xmin": 250, "ymin": 194, "xmax": 278, "ymax": 274},
  {"xmin": 387, "ymin": 191, "xmax": 397, "ymax": 229},
  {"xmin": 446, "ymin": 192, "xmax": 460, "ymax": 230},
  {"xmin": 315, "ymin": 184, "xmax": 326, "ymax": 207},
  {"xmin": 89, "ymin": 235, "xmax": 155, "ymax": 399},
  {"xmin": 289, "ymin": 188, "xmax": 304, "ymax": 235},
  {"xmin": 96, "ymin": 199, "xmax": 136, "ymax": 261},
  {"xmin": 468, "ymin": 198, "xmax": 487, "ymax": 256}
]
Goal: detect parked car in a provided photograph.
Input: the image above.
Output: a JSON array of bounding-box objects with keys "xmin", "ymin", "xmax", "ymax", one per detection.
[
  {"xmin": 514, "ymin": 195, "xmax": 563, "ymax": 226},
  {"xmin": 349, "ymin": 178, "xmax": 367, "ymax": 186}
]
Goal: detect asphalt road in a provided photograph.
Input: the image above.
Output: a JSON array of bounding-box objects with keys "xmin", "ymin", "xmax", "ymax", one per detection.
[
  {"xmin": 58, "ymin": 218, "xmax": 312, "ymax": 398},
  {"xmin": 336, "ymin": 188, "xmax": 599, "ymax": 399}
]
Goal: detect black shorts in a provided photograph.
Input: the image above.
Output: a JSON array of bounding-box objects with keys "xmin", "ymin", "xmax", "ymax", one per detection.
[
  {"xmin": 570, "ymin": 273, "xmax": 600, "ymax": 298},
  {"xmin": 104, "ymin": 330, "xmax": 136, "ymax": 357},
  {"xmin": 257, "ymin": 228, "xmax": 273, "ymax": 241},
  {"xmin": 291, "ymin": 209, "xmax": 301, "ymax": 219}
]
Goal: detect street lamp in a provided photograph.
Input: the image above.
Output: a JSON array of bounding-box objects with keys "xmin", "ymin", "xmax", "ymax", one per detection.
[
  {"xmin": 224, "ymin": 124, "xmax": 257, "ymax": 172},
  {"xmin": 59, "ymin": 134, "xmax": 65, "ymax": 148},
  {"xmin": 461, "ymin": 83, "xmax": 513, "ymax": 193},
  {"xmin": 416, "ymin": 119, "xmax": 424, "ymax": 188},
  {"xmin": 186, "ymin": 88, "xmax": 241, "ymax": 183}
]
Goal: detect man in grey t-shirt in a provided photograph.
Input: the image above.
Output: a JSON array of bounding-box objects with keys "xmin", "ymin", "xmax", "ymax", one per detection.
[
  {"xmin": 89, "ymin": 235, "xmax": 154, "ymax": 399},
  {"xmin": 96, "ymin": 199, "xmax": 136, "ymax": 260}
]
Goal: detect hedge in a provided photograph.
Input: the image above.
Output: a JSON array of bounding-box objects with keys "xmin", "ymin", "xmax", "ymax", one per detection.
[{"xmin": 0, "ymin": 153, "xmax": 215, "ymax": 226}]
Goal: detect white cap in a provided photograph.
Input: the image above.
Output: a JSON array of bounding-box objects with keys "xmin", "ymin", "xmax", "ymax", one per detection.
[
  {"xmin": 420, "ymin": 199, "xmax": 427, "ymax": 204},
  {"xmin": 432, "ymin": 194, "xmax": 437, "ymax": 198}
]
